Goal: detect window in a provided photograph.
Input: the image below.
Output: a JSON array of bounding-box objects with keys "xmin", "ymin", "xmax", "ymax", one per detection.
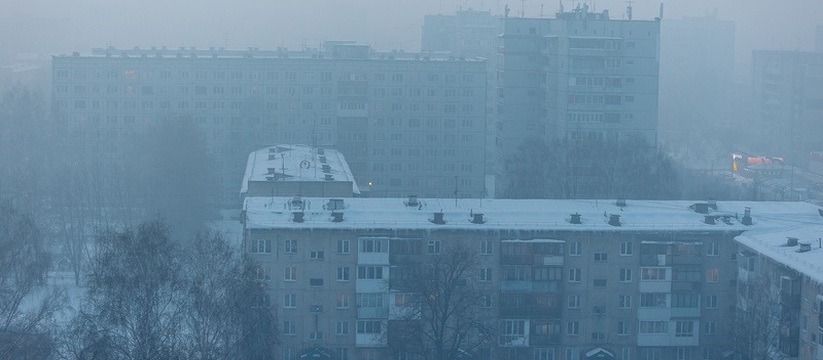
[
  {"xmin": 677, "ymin": 348, "xmax": 693, "ymax": 360},
  {"xmin": 569, "ymin": 241, "xmax": 581, "ymax": 256},
  {"xmin": 481, "ymin": 240, "xmax": 493, "ymax": 255},
  {"xmin": 336, "ymin": 321, "xmax": 349, "ymax": 335},
  {"xmin": 703, "ymin": 321, "xmax": 716, "ymax": 334},
  {"xmin": 284, "ymin": 321, "xmax": 296, "ymax": 335},
  {"xmin": 357, "ymin": 266, "xmax": 384, "ymax": 279},
  {"xmin": 534, "ymin": 348, "xmax": 555, "ymax": 360},
  {"xmin": 533, "ymin": 267, "xmax": 562, "ymax": 281},
  {"xmin": 503, "ymin": 266, "xmax": 528, "ymax": 281},
  {"xmin": 594, "ymin": 253, "xmax": 608, "ymax": 261},
  {"xmin": 309, "ymin": 332, "xmax": 323, "ymax": 340},
  {"xmin": 640, "ymin": 293, "xmax": 667, "ymax": 308},
  {"xmin": 567, "ymin": 348, "xmax": 579, "ymax": 360},
  {"xmin": 641, "ymin": 267, "xmax": 667, "ymax": 280},
  {"xmin": 284, "ymin": 266, "xmax": 297, "ymax": 281},
  {"xmin": 250, "ymin": 239, "xmax": 272, "ymax": 253},
  {"xmin": 481, "ymin": 295, "xmax": 493, "ymax": 308},
  {"xmin": 284, "ymin": 294, "xmax": 296, "ymax": 308},
  {"xmin": 620, "ymin": 268, "xmax": 632, "ymax": 282},
  {"xmin": 310, "ymin": 251, "xmax": 325, "ymax": 260},
  {"xmin": 672, "ymin": 293, "xmax": 700, "ymax": 308},
  {"xmin": 566, "ymin": 321, "xmax": 579, "ymax": 335},
  {"xmin": 619, "ymin": 295, "xmax": 632, "ymax": 309},
  {"xmin": 706, "ymin": 268, "xmax": 719, "ymax": 282},
  {"xmin": 284, "ymin": 239, "xmax": 297, "ymax": 254},
  {"xmin": 705, "ymin": 295, "xmax": 717, "ymax": 309},
  {"xmin": 500, "ymin": 319, "xmax": 526, "ymax": 336},
  {"xmin": 283, "ymin": 348, "xmax": 295, "ymax": 360},
  {"xmin": 567, "ymin": 295, "xmax": 581, "ymax": 309},
  {"xmin": 357, "ymin": 320, "xmax": 382, "ymax": 334},
  {"xmin": 309, "ymin": 278, "xmax": 324, "ymax": 286},
  {"xmin": 620, "ymin": 241, "xmax": 633, "ymax": 255},
  {"xmin": 621, "ymin": 349, "xmax": 631, "ymax": 360},
  {"xmin": 707, "ymin": 242, "xmax": 719, "ymax": 256},
  {"xmin": 337, "ymin": 267, "xmax": 350, "ymax": 281},
  {"xmin": 337, "ymin": 294, "xmax": 350, "ymax": 308},
  {"xmin": 427, "ymin": 240, "xmax": 441, "ymax": 254},
  {"xmin": 480, "ymin": 268, "xmax": 493, "ymax": 282},
  {"xmin": 360, "ymin": 238, "xmax": 386, "ymax": 253},
  {"xmin": 337, "ymin": 239, "xmax": 350, "ymax": 254},
  {"xmin": 639, "ymin": 321, "xmax": 668, "ymax": 333},
  {"xmin": 593, "ymin": 279, "xmax": 607, "ymax": 287},
  {"xmin": 618, "ymin": 321, "xmax": 630, "ymax": 335},
  {"xmin": 357, "ymin": 293, "xmax": 385, "ymax": 308},
  {"xmin": 675, "ymin": 321, "xmax": 694, "ymax": 337},
  {"xmin": 568, "ymin": 269, "xmax": 581, "ymax": 283}
]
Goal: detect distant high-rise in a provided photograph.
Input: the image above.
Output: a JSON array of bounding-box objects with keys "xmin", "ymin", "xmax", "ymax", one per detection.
[
  {"xmin": 52, "ymin": 43, "xmax": 488, "ymax": 203},
  {"xmin": 496, "ymin": 6, "xmax": 661, "ymax": 189},
  {"xmin": 750, "ymin": 50, "xmax": 823, "ymax": 167}
]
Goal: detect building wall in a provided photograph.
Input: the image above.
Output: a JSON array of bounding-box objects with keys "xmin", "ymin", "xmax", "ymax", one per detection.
[
  {"xmin": 52, "ymin": 47, "xmax": 488, "ymax": 203},
  {"xmin": 496, "ymin": 11, "xmax": 660, "ymax": 166},
  {"xmin": 245, "ymin": 181, "xmax": 354, "ymax": 198},
  {"xmin": 246, "ymin": 225, "xmax": 738, "ymax": 360}
]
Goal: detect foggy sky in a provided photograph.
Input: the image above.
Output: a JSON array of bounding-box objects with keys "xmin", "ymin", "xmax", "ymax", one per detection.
[{"xmin": 3, "ymin": 0, "xmax": 822, "ymax": 66}]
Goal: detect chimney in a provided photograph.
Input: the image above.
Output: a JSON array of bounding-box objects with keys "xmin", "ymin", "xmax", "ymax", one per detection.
[
  {"xmin": 292, "ymin": 212, "xmax": 304, "ymax": 223},
  {"xmin": 432, "ymin": 212, "xmax": 446, "ymax": 225},
  {"xmin": 742, "ymin": 207, "xmax": 752, "ymax": 225},
  {"xmin": 786, "ymin": 237, "xmax": 799, "ymax": 246},
  {"xmin": 704, "ymin": 215, "xmax": 715, "ymax": 225},
  {"xmin": 609, "ymin": 214, "xmax": 621, "ymax": 226},
  {"xmin": 331, "ymin": 212, "xmax": 344, "ymax": 222},
  {"xmin": 798, "ymin": 242, "xmax": 811, "ymax": 253},
  {"xmin": 472, "ymin": 213, "xmax": 485, "ymax": 224},
  {"xmin": 406, "ymin": 195, "xmax": 419, "ymax": 207},
  {"xmin": 570, "ymin": 213, "xmax": 582, "ymax": 224}
]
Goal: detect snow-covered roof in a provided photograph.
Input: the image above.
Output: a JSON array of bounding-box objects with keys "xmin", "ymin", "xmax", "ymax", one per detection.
[
  {"xmin": 243, "ymin": 197, "xmax": 823, "ymax": 234},
  {"xmin": 240, "ymin": 144, "xmax": 359, "ymax": 195},
  {"xmin": 735, "ymin": 207, "xmax": 823, "ymax": 284}
]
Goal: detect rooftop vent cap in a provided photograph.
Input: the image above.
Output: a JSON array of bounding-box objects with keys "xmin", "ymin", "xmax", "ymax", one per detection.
[
  {"xmin": 317, "ymin": 148, "xmax": 325, "ymax": 155},
  {"xmin": 324, "ymin": 174, "xmax": 334, "ymax": 181},
  {"xmin": 609, "ymin": 214, "xmax": 621, "ymax": 226},
  {"xmin": 331, "ymin": 211, "xmax": 344, "ymax": 222},
  {"xmin": 432, "ymin": 212, "xmax": 446, "ymax": 225},
  {"xmin": 570, "ymin": 213, "xmax": 582, "ymax": 224},
  {"xmin": 292, "ymin": 212, "xmax": 304, "ymax": 223},
  {"xmin": 742, "ymin": 207, "xmax": 752, "ymax": 226},
  {"xmin": 693, "ymin": 203, "xmax": 710, "ymax": 214},
  {"xmin": 616, "ymin": 198, "xmax": 627, "ymax": 207},
  {"xmin": 798, "ymin": 242, "xmax": 811, "ymax": 253},
  {"xmin": 704, "ymin": 215, "xmax": 715, "ymax": 225},
  {"xmin": 471, "ymin": 213, "xmax": 485, "ymax": 224},
  {"xmin": 319, "ymin": 156, "xmax": 327, "ymax": 163},
  {"xmin": 327, "ymin": 198, "xmax": 345, "ymax": 211},
  {"xmin": 786, "ymin": 237, "xmax": 799, "ymax": 246},
  {"xmin": 406, "ymin": 195, "xmax": 419, "ymax": 207}
]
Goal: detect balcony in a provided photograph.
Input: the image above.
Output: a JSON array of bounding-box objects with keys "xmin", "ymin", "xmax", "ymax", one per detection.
[
  {"xmin": 500, "ymin": 280, "xmax": 561, "ymax": 293},
  {"xmin": 389, "ymin": 254, "xmax": 423, "ymax": 265},
  {"xmin": 641, "ymin": 254, "xmax": 668, "ymax": 266},
  {"xmin": 498, "ymin": 335, "xmax": 529, "ymax": 347},
  {"xmin": 499, "ymin": 307, "xmax": 562, "ymax": 318},
  {"xmin": 501, "ymin": 255, "xmax": 532, "ymax": 265},
  {"xmin": 671, "ymin": 255, "xmax": 703, "ymax": 265},
  {"xmin": 639, "ymin": 280, "xmax": 672, "ymax": 293},
  {"xmin": 670, "ymin": 307, "xmax": 701, "ymax": 318},
  {"xmin": 671, "ymin": 281, "xmax": 702, "ymax": 292},
  {"xmin": 530, "ymin": 334, "xmax": 561, "ymax": 345},
  {"xmin": 356, "ymin": 333, "xmax": 387, "ymax": 347},
  {"xmin": 357, "ymin": 307, "xmax": 390, "ymax": 319}
]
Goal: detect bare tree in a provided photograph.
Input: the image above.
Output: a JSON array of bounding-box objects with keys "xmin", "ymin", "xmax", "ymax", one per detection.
[
  {"xmin": 734, "ymin": 265, "xmax": 791, "ymax": 360},
  {"xmin": 0, "ymin": 201, "xmax": 63, "ymax": 359},
  {"xmin": 75, "ymin": 220, "xmax": 186, "ymax": 360},
  {"xmin": 182, "ymin": 230, "xmax": 278, "ymax": 360},
  {"xmin": 389, "ymin": 242, "xmax": 494, "ymax": 360}
]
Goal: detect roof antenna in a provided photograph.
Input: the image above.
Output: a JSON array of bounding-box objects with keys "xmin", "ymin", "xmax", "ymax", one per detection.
[{"xmin": 626, "ymin": 0, "xmax": 633, "ymax": 20}]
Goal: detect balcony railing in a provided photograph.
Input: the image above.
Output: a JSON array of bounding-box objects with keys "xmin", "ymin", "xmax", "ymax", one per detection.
[
  {"xmin": 530, "ymin": 334, "xmax": 561, "ymax": 345},
  {"xmin": 498, "ymin": 307, "xmax": 562, "ymax": 318},
  {"xmin": 671, "ymin": 255, "xmax": 703, "ymax": 265}
]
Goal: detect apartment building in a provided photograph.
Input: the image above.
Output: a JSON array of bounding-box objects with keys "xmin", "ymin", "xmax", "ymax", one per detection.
[
  {"xmin": 496, "ymin": 6, "xmax": 660, "ymax": 168},
  {"xmin": 243, "ymin": 197, "xmax": 818, "ymax": 360},
  {"xmin": 52, "ymin": 42, "xmax": 488, "ymax": 203},
  {"xmin": 736, "ymin": 218, "xmax": 823, "ymax": 360},
  {"xmin": 751, "ymin": 50, "xmax": 823, "ymax": 168}
]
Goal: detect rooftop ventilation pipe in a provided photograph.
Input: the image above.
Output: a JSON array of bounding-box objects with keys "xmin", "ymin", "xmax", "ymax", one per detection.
[
  {"xmin": 609, "ymin": 214, "xmax": 621, "ymax": 226},
  {"xmin": 292, "ymin": 212, "xmax": 304, "ymax": 223},
  {"xmin": 786, "ymin": 237, "xmax": 799, "ymax": 246},
  {"xmin": 432, "ymin": 212, "xmax": 446, "ymax": 225},
  {"xmin": 742, "ymin": 207, "xmax": 752, "ymax": 225},
  {"xmin": 331, "ymin": 212, "xmax": 344, "ymax": 222},
  {"xmin": 704, "ymin": 215, "xmax": 715, "ymax": 225},
  {"xmin": 693, "ymin": 203, "xmax": 709, "ymax": 214},
  {"xmin": 406, "ymin": 195, "xmax": 419, "ymax": 207},
  {"xmin": 471, "ymin": 213, "xmax": 485, "ymax": 224},
  {"xmin": 570, "ymin": 213, "xmax": 582, "ymax": 224},
  {"xmin": 616, "ymin": 199, "xmax": 627, "ymax": 207},
  {"xmin": 798, "ymin": 242, "xmax": 811, "ymax": 253}
]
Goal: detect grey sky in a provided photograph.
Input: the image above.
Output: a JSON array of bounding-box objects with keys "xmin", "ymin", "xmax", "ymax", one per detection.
[{"xmin": 4, "ymin": 0, "xmax": 821, "ymax": 64}]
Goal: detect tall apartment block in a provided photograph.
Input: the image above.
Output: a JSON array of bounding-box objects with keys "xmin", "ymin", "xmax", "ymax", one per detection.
[
  {"xmin": 52, "ymin": 42, "xmax": 488, "ymax": 203},
  {"xmin": 242, "ymin": 197, "xmax": 814, "ymax": 360},
  {"xmin": 751, "ymin": 50, "xmax": 823, "ymax": 168},
  {"xmin": 422, "ymin": 9, "xmax": 502, "ymax": 194},
  {"xmin": 496, "ymin": 6, "xmax": 660, "ymax": 165}
]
